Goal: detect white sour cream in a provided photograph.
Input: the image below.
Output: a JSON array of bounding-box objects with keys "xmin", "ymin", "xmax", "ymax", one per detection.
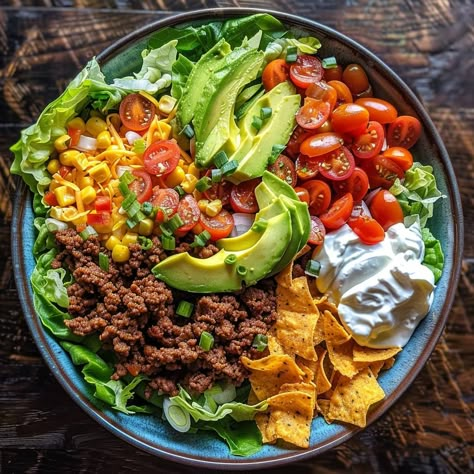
[{"xmin": 315, "ymin": 222, "xmax": 435, "ymax": 348}]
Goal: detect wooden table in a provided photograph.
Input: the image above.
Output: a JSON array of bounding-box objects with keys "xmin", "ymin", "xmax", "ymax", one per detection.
[{"xmin": 1, "ymin": 1, "xmax": 472, "ymax": 472}]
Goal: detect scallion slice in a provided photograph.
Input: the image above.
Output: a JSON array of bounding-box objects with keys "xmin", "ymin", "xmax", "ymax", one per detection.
[
  {"xmin": 120, "ymin": 170, "xmax": 136, "ymax": 186},
  {"xmin": 305, "ymin": 259, "xmax": 321, "ymax": 277},
  {"xmin": 176, "ymin": 300, "xmax": 194, "ymax": 318},
  {"xmin": 252, "ymin": 334, "xmax": 268, "ymax": 352},
  {"xmin": 252, "ymin": 115, "xmax": 263, "ymax": 131},
  {"xmin": 237, "ymin": 265, "xmax": 248, "ymax": 276},
  {"xmin": 98, "ymin": 252, "xmax": 109, "ymax": 272},
  {"xmin": 163, "ymin": 398, "xmax": 191, "ymax": 433},
  {"xmin": 220, "ymin": 160, "xmax": 238, "ymax": 176},
  {"xmin": 79, "ymin": 225, "xmax": 97, "ymax": 241},
  {"xmin": 174, "ymin": 185, "xmax": 185, "ymax": 197},
  {"xmin": 322, "ymin": 56, "xmax": 338, "ymax": 69},
  {"xmin": 141, "ymin": 201, "xmax": 153, "ymax": 216},
  {"xmin": 260, "ymin": 106, "xmax": 272, "ymax": 120},
  {"xmin": 268, "ymin": 144, "xmax": 286, "ymax": 165},
  {"xmin": 211, "ymin": 168, "xmax": 223, "ymax": 183},
  {"xmin": 199, "ymin": 331, "xmax": 214, "ymax": 351},
  {"xmin": 118, "ymin": 181, "xmax": 131, "ymax": 197},
  {"xmin": 161, "ymin": 234, "xmax": 176, "ymax": 251},
  {"xmin": 181, "ymin": 124, "xmax": 194, "ymax": 139},
  {"xmin": 190, "ymin": 230, "xmax": 211, "ymax": 248},
  {"xmin": 138, "ymin": 235, "xmax": 153, "ymax": 250},
  {"xmin": 195, "ymin": 176, "xmax": 212, "ymax": 192},
  {"xmin": 213, "ymin": 150, "xmax": 228, "ymax": 168},
  {"xmin": 132, "ymin": 138, "xmax": 146, "ymax": 154},
  {"xmin": 286, "ymin": 46, "xmax": 298, "ymax": 63},
  {"xmin": 224, "ymin": 254, "xmax": 237, "ymax": 265},
  {"xmin": 121, "ymin": 191, "xmax": 137, "ymax": 211},
  {"xmin": 166, "ymin": 213, "xmax": 184, "ymax": 233}
]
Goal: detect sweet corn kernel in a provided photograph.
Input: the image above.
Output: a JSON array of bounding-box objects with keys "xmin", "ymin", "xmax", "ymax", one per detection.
[
  {"xmin": 181, "ymin": 173, "xmax": 198, "ymax": 193},
  {"xmin": 72, "ymin": 215, "xmax": 87, "ymax": 229},
  {"xmin": 122, "ymin": 232, "xmax": 138, "ymax": 246},
  {"xmin": 86, "ymin": 117, "xmax": 108, "ymax": 137},
  {"xmin": 89, "ymin": 110, "xmax": 105, "ymax": 119},
  {"xmin": 49, "ymin": 180, "xmax": 61, "ymax": 191},
  {"xmin": 54, "ymin": 135, "xmax": 71, "ymax": 153},
  {"xmin": 157, "ymin": 95, "xmax": 177, "ymax": 115},
  {"xmin": 96, "ymin": 130, "xmax": 112, "ymax": 149},
  {"xmin": 89, "ymin": 162, "xmax": 111, "ymax": 183},
  {"xmin": 59, "ymin": 149, "xmax": 81, "ymax": 167},
  {"xmin": 156, "ymin": 120, "xmax": 172, "ymax": 140},
  {"xmin": 80, "ymin": 186, "xmax": 97, "ymax": 205},
  {"xmin": 112, "ymin": 244, "xmax": 130, "ymax": 263},
  {"xmin": 138, "ymin": 218, "xmax": 154, "ymax": 236},
  {"xmin": 70, "ymin": 152, "xmax": 88, "ymax": 171},
  {"xmin": 205, "ymin": 199, "xmax": 222, "ymax": 217},
  {"xmin": 105, "ymin": 235, "xmax": 121, "ymax": 251},
  {"xmin": 105, "ymin": 144, "xmax": 122, "ymax": 160},
  {"xmin": 54, "ymin": 186, "xmax": 76, "ymax": 207},
  {"xmin": 164, "ymin": 167, "xmax": 185, "ymax": 188},
  {"xmin": 67, "ymin": 117, "xmax": 86, "ymax": 132},
  {"xmin": 47, "ymin": 159, "xmax": 61, "ymax": 175},
  {"xmin": 187, "ymin": 163, "xmax": 200, "ymax": 179},
  {"xmin": 77, "ymin": 176, "xmax": 95, "ymax": 189},
  {"xmin": 198, "ymin": 199, "xmax": 209, "ymax": 213}
]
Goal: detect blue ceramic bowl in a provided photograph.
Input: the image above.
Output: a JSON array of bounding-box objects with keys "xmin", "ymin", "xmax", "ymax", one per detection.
[{"xmin": 12, "ymin": 8, "xmax": 464, "ymax": 469}]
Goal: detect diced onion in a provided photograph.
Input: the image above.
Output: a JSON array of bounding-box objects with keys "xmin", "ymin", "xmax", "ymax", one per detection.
[
  {"xmin": 116, "ymin": 165, "xmax": 133, "ymax": 178},
  {"xmin": 74, "ymin": 135, "xmax": 97, "ymax": 152},
  {"xmin": 230, "ymin": 213, "xmax": 255, "ymax": 237},
  {"xmin": 45, "ymin": 218, "xmax": 69, "ymax": 232},
  {"xmin": 163, "ymin": 398, "xmax": 191, "ymax": 433},
  {"xmin": 125, "ymin": 131, "xmax": 142, "ymax": 145}
]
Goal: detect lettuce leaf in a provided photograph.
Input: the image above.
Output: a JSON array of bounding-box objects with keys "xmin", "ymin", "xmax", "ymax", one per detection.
[
  {"xmin": 421, "ymin": 227, "xmax": 444, "ymax": 282},
  {"xmin": 171, "ymin": 54, "xmax": 195, "ymax": 100},
  {"xmin": 263, "ymin": 36, "xmax": 322, "ymax": 65}
]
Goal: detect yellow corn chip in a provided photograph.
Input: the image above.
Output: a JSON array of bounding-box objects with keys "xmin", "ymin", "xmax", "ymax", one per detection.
[
  {"xmin": 317, "ymin": 399, "xmax": 333, "ymax": 424},
  {"xmin": 369, "ymin": 360, "xmax": 385, "ymax": 377},
  {"xmin": 314, "ymin": 348, "xmax": 333, "ymax": 395},
  {"xmin": 352, "ymin": 344, "xmax": 401, "ymax": 363},
  {"xmin": 322, "ymin": 310, "xmax": 351, "ymax": 346},
  {"xmin": 383, "ymin": 357, "xmax": 396, "ymax": 370},
  {"xmin": 267, "ymin": 335, "xmax": 286, "ymax": 355},
  {"xmin": 295, "ymin": 358, "xmax": 315, "ymax": 384},
  {"xmin": 327, "ymin": 339, "xmax": 359, "ymax": 378}
]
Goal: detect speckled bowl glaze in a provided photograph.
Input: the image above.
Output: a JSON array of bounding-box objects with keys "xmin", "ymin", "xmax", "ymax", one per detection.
[{"xmin": 12, "ymin": 8, "xmax": 464, "ymax": 470}]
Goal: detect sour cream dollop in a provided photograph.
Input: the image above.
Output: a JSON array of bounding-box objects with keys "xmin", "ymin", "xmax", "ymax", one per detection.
[{"xmin": 316, "ymin": 222, "xmax": 435, "ymax": 348}]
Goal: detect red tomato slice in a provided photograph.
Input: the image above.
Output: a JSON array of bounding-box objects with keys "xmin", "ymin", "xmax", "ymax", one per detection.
[
  {"xmin": 387, "ymin": 115, "xmax": 421, "ymax": 149},
  {"xmin": 300, "ymin": 179, "xmax": 332, "ymax": 215},
  {"xmin": 360, "ymin": 155, "xmax": 405, "ymax": 189},
  {"xmin": 332, "ymin": 166, "xmax": 369, "ymax": 201},
  {"xmin": 177, "ymin": 195, "xmax": 201, "ymax": 232},
  {"xmin": 150, "ymin": 187, "xmax": 179, "ymax": 220},
  {"xmin": 67, "ymin": 127, "xmax": 82, "ymax": 147},
  {"xmin": 308, "ymin": 216, "xmax": 326, "ymax": 246},
  {"xmin": 331, "ymin": 103, "xmax": 369, "ymax": 134},
  {"xmin": 306, "ymin": 81, "xmax": 337, "ymax": 112},
  {"xmin": 44, "ymin": 191, "xmax": 58, "ymax": 207},
  {"xmin": 289, "ymin": 55, "xmax": 323, "ymax": 89},
  {"xmin": 128, "ymin": 170, "xmax": 153, "ymax": 203},
  {"xmin": 296, "ymin": 97, "xmax": 331, "ymax": 130},
  {"xmin": 199, "ymin": 209, "xmax": 234, "ymax": 241},
  {"xmin": 230, "ymin": 178, "xmax": 260, "ymax": 214},
  {"xmin": 317, "ymin": 146, "xmax": 355, "ymax": 181},
  {"xmin": 143, "ymin": 140, "xmax": 180, "ymax": 177},
  {"xmin": 95, "ymin": 195, "xmax": 111, "ymax": 213},
  {"xmin": 267, "ymin": 154, "xmax": 297, "ymax": 187},
  {"xmin": 319, "ymin": 193, "xmax": 354, "ymax": 230},
  {"xmin": 382, "ymin": 146, "xmax": 414, "ymax": 171},
  {"xmin": 119, "ymin": 93, "xmax": 156, "ymax": 132},
  {"xmin": 354, "ymin": 98, "xmax": 398, "ymax": 124},
  {"xmin": 203, "ymin": 170, "xmax": 233, "ymax": 206},
  {"xmin": 262, "ymin": 59, "xmax": 290, "ymax": 91},
  {"xmin": 296, "ymin": 154, "xmax": 319, "ymax": 180},
  {"xmin": 368, "ymin": 189, "xmax": 404, "ymax": 231},
  {"xmin": 286, "ymin": 126, "xmax": 313, "ymax": 159},
  {"xmin": 351, "ymin": 121, "xmax": 385, "ymax": 159},
  {"xmin": 300, "ymin": 132, "xmax": 345, "ymax": 158},
  {"xmin": 348, "ymin": 215, "xmax": 385, "ymax": 245},
  {"xmin": 294, "ymin": 186, "xmax": 310, "ymax": 204}
]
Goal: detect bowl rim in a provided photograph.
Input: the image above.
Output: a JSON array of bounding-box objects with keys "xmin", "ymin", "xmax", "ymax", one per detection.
[{"xmin": 12, "ymin": 7, "xmax": 464, "ymax": 470}]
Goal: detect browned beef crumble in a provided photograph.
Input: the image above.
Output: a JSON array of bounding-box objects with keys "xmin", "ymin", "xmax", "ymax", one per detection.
[{"xmin": 54, "ymin": 229, "xmax": 277, "ymax": 397}]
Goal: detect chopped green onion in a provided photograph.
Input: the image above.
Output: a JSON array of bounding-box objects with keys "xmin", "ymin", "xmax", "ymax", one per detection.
[
  {"xmin": 174, "ymin": 185, "xmax": 185, "ymax": 197},
  {"xmin": 138, "ymin": 235, "xmax": 153, "ymax": 250},
  {"xmin": 211, "ymin": 168, "xmax": 223, "ymax": 183},
  {"xmin": 120, "ymin": 170, "xmax": 136, "ymax": 186},
  {"xmin": 221, "ymin": 160, "xmax": 238, "ymax": 176},
  {"xmin": 159, "ymin": 223, "xmax": 173, "ymax": 236},
  {"xmin": 118, "ymin": 181, "xmax": 131, "ymax": 197},
  {"xmin": 322, "ymin": 56, "xmax": 338, "ymax": 69},
  {"xmin": 98, "ymin": 252, "xmax": 109, "ymax": 272},
  {"xmin": 79, "ymin": 225, "xmax": 97, "ymax": 241},
  {"xmin": 224, "ymin": 254, "xmax": 237, "ymax": 265},
  {"xmin": 268, "ymin": 144, "xmax": 286, "ymax": 165},
  {"xmin": 237, "ymin": 265, "xmax": 248, "ymax": 276},
  {"xmin": 166, "ymin": 213, "xmax": 184, "ymax": 233},
  {"xmin": 252, "ymin": 115, "xmax": 263, "ymax": 131},
  {"xmin": 126, "ymin": 210, "xmax": 146, "ymax": 229},
  {"xmin": 176, "ymin": 300, "xmax": 194, "ymax": 318},
  {"xmin": 213, "ymin": 150, "xmax": 228, "ymax": 168},
  {"xmin": 286, "ymin": 46, "xmax": 298, "ymax": 63},
  {"xmin": 190, "ymin": 230, "xmax": 211, "ymax": 248},
  {"xmin": 181, "ymin": 124, "xmax": 194, "ymax": 139},
  {"xmin": 141, "ymin": 201, "xmax": 153, "ymax": 216},
  {"xmin": 199, "ymin": 331, "xmax": 214, "ymax": 351},
  {"xmin": 132, "ymin": 138, "xmax": 146, "ymax": 154},
  {"xmin": 252, "ymin": 334, "xmax": 268, "ymax": 352},
  {"xmin": 251, "ymin": 219, "xmax": 268, "ymax": 233},
  {"xmin": 161, "ymin": 234, "xmax": 176, "ymax": 251},
  {"xmin": 122, "ymin": 192, "xmax": 138, "ymax": 211},
  {"xmin": 163, "ymin": 398, "xmax": 191, "ymax": 433},
  {"xmin": 260, "ymin": 106, "xmax": 272, "ymax": 120},
  {"xmin": 305, "ymin": 259, "xmax": 321, "ymax": 277},
  {"xmin": 195, "ymin": 176, "xmax": 212, "ymax": 192}
]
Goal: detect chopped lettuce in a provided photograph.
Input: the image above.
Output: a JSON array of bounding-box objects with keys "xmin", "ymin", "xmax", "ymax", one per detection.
[
  {"xmin": 263, "ymin": 36, "xmax": 322, "ymax": 65},
  {"xmin": 421, "ymin": 227, "xmax": 444, "ymax": 282},
  {"xmin": 171, "ymin": 54, "xmax": 195, "ymax": 100}
]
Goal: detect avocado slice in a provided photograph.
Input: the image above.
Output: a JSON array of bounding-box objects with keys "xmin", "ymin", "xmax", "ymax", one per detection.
[
  {"xmin": 262, "ymin": 170, "xmax": 299, "ymax": 201},
  {"xmin": 152, "ymin": 211, "xmax": 292, "ymax": 293}
]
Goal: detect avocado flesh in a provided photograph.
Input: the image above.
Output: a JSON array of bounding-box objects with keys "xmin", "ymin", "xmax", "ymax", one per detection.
[{"xmin": 152, "ymin": 211, "xmax": 292, "ymax": 293}]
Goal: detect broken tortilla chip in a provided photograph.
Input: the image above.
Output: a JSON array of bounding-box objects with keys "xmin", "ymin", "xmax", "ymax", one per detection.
[
  {"xmin": 353, "ymin": 344, "xmax": 402, "ymax": 363},
  {"xmin": 322, "ymin": 310, "xmax": 351, "ymax": 346},
  {"xmin": 267, "ymin": 335, "xmax": 286, "ymax": 355},
  {"xmin": 314, "ymin": 348, "xmax": 333, "ymax": 395},
  {"xmin": 327, "ymin": 339, "xmax": 360, "ymax": 378}
]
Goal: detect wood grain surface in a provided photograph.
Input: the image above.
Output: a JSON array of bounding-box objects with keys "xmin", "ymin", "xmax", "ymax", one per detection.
[{"xmin": 0, "ymin": 1, "xmax": 472, "ymax": 473}]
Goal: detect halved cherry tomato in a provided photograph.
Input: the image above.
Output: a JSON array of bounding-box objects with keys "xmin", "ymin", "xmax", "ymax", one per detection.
[
  {"xmin": 342, "ymin": 64, "xmax": 370, "ymax": 95},
  {"xmin": 300, "ymin": 132, "xmax": 344, "ymax": 158},
  {"xmin": 203, "ymin": 170, "xmax": 233, "ymax": 207},
  {"xmin": 332, "ymin": 167, "xmax": 369, "ymax": 201},
  {"xmin": 230, "ymin": 178, "xmax": 260, "ymax": 214},
  {"xmin": 351, "ymin": 121, "xmax": 385, "ymax": 159},
  {"xmin": 128, "ymin": 169, "xmax": 153, "ymax": 203},
  {"xmin": 199, "ymin": 209, "xmax": 234, "ymax": 241},
  {"xmin": 382, "ymin": 146, "xmax": 413, "ymax": 171},
  {"xmin": 44, "ymin": 191, "xmax": 58, "ymax": 207},
  {"xmin": 177, "ymin": 195, "xmax": 201, "ymax": 232},
  {"xmin": 360, "ymin": 155, "xmax": 405, "ymax": 189},
  {"xmin": 150, "ymin": 187, "xmax": 179, "ymax": 220},
  {"xmin": 317, "ymin": 146, "xmax": 355, "ymax": 181},
  {"xmin": 143, "ymin": 140, "xmax": 180, "ymax": 177},
  {"xmin": 95, "ymin": 195, "xmax": 112, "ymax": 213},
  {"xmin": 294, "ymin": 186, "xmax": 310, "ymax": 204},
  {"xmin": 296, "ymin": 98, "xmax": 331, "ymax": 130},
  {"xmin": 306, "ymin": 81, "xmax": 337, "ymax": 112},
  {"xmin": 308, "ymin": 216, "xmax": 326, "ymax": 246},
  {"xmin": 355, "ymin": 98, "xmax": 397, "ymax": 124},
  {"xmin": 327, "ymin": 80, "xmax": 353, "ymax": 104},
  {"xmin": 295, "ymin": 154, "xmax": 319, "ymax": 180},
  {"xmin": 262, "ymin": 59, "xmax": 289, "ymax": 91},
  {"xmin": 315, "ymin": 120, "xmax": 333, "ymax": 134},
  {"xmin": 300, "ymin": 179, "xmax": 332, "ymax": 215},
  {"xmin": 323, "ymin": 64, "xmax": 342, "ymax": 82},
  {"xmin": 319, "ymin": 192, "xmax": 354, "ymax": 230},
  {"xmin": 289, "ymin": 55, "xmax": 323, "ymax": 89},
  {"xmin": 87, "ymin": 212, "xmax": 111, "ymax": 226},
  {"xmin": 267, "ymin": 154, "xmax": 297, "ymax": 187},
  {"xmin": 67, "ymin": 127, "xmax": 82, "ymax": 147},
  {"xmin": 119, "ymin": 93, "xmax": 156, "ymax": 132},
  {"xmin": 286, "ymin": 126, "xmax": 313, "ymax": 159},
  {"xmin": 387, "ymin": 115, "xmax": 421, "ymax": 149},
  {"xmin": 331, "ymin": 103, "xmax": 369, "ymax": 134},
  {"xmin": 348, "ymin": 215, "xmax": 385, "ymax": 245},
  {"xmin": 369, "ymin": 189, "xmax": 404, "ymax": 230}
]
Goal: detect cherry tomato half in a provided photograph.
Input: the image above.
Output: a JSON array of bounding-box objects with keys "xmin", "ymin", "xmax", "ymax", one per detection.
[
  {"xmin": 382, "ymin": 146, "xmax": 413, "ymax": 171},
  {"xmin": 317, "ymin": 146, "xmax": 355, "ymax": 181},
  {"xmin": 143, "ymin": 140, "xmax": 180, "ymax": 177},
  {"xmin": 351, "ymin": 121, "xmax": 385, "ymax": 159},
  {"xmin": 306, "ymin": 81, "xmax": 337, "ymax": 112},
  {"xmin": 119, "ymin": 93, "xmax": 156, "ymax": 132},
  {"xmin": 230, "ymin": 178, "xmax": 260, "ymax": 214},
  {"xmin": 295, "ymin": 154, "xmax": 319, "ymax": 180},
  {"xmin": 332, "ymin": 166, "xmax": 369, "ymax": 201},
  {"xmin": 129, "ymin": 169, "xmax": 153, "ymax": 203},
  {"xmin": 323, "ymin": 64, "xmax": 342, "ymax": 82},
  {"xmin": 177, "ymin": 195, "xmax": 201, "ymax": 232},
  {"xmin": 348, "ymin": 215, "xmax": 385, "ymax": 245},
  {"xmin": 296, "ymin": 97, "xmax": 331, "ymax": 130},
  {"xmin": 200, "ymin": 208, "xmax": 234, "ymax": 241},
  {"xmin": 331, "ymin": 103, "xmax": 369, "ymax": 134},
  {"xmin": 289, "ymin": 55, "xmax": 323, "ymax": 89},
  {"xmin": 267, "ymin": 154, "xmax": 297, "ymax": 187},
  {"xmin": 319, "ymin": 192, "xmax": 354, "ymax": 230},
  {"xmin": 285, "ymin": 126, "xmax": 314, "ymax": 159},
  {"xmin": 262, "ymin": 59, "xmax": 289, "ymax": 91},
  {"xmin": 308, "ymin": 216, "xmax": 326, "ymax": 246},
  {"xmin": 360, "ymin": 155, "xmax": 405, "ymax": 189},
  {"xmin": 387, "ymin": 115, "xmax": 422, "ymax": 149},
  {"xmin": 150, "ymin": 187, "xmax": 179, "ymax": 220},
  {"xmin": 368, "ymin": 189, "xmax": 404, "ymax": 231},
  {"xmin": 327, "ymin": 80, "xmax": 353, "ymax": 104},
  {"xmin": 355, "ymin": 97, "xmax": 398, "ymax": 124},
  {"xmin": 294, "ymin": 186, "xmax": 310, "ymax": 204},
  {"xmin": 203, "ymin": 170, "xmax": 233, "ymax": 207},
  {"xmin": 300, "ymin": 179, "xmax": 332, "ymax": 215},
  {"xmin": 342, "ymin": 64, "xmax": 370, "ymax": 95},
  {"xmin": 300, "ymin": 132, "xmax": 345, "ymax": 158}
]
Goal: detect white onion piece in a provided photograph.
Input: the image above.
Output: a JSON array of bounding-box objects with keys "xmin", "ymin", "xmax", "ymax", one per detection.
[
  {"xmin": 45, "ymin": 218, "xmax": 69, "ymax": 232},
  {"xmin": 364, "ymin": 187, "xmax": 382, "ymax": 207},
  {"xmin": 230, "ymin": 213, "xmax": 255, "ymax": 237},
  {"xmin": 74, "ymin": 135, "xmax": 97, "ymax": 152},
  {"xmin": 116, "ymin": 165, "xmax": 133, "ymax": 178},
  {"xmin": 125, "ymin": 131, "xmax": 142, "ymax": 145}
]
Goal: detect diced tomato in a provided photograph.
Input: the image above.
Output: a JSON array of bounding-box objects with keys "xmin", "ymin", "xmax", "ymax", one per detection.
[
  {"xmin": 58, "ymin": 165, "xmax": 72, "ymax": 179},
  {"xmin": 129, "ymin": 169, "xmax": 153, "ymax": 203},
  {"xmin": 143, "ymin": 140, "xmax": 180, "ymax": 177},
  {"xmin": 317, "ymin": 146, "xmax": 355, "ymax": 181},
  {"xmin": 289, "ymin": 55, "xmax": 323, "ymax": 89},
  {"xmin": 368, "ymin": 189, "xmax": 404, "ymax": 230},
  {"xmin": 348, "ymin": 215, "xmax": 385, "ymax": 245},
  {"xmin": 119, "ymin": 93, "xmax": 156, "ymax": 132},
  {"xmin": 230, "ymin": 179, "xmax": 260, "ymax": 214},
  {"xmin": 387, "ymin": 115, "xmax": 421, "ymax": 149},
  {"xmin": 95, "ymin": 195, "xmax": 112, "ymax": 213},
  {"xmin": 199, "ymin": 209, "xmax": 234, "ymax": 241},
  {"xmin": 150, "ymin": 187, "xmax": 179, "ymax": 221},
  {"xmin": 308, "ymin": 216, "xmax": 326, "ymax": 246},
  {"xmin": 177, "ymin": 195, "xmax": 201, "ymax": 232},
  {"xmin": 319, "ymin": 192, "xmax": 354, "ymax": 230},
  {"xmin": 382, "ymin": 147, "xmax": 414, "ymax": 171},
  {"xmin": 332, "ymin": 167, "xmax": 369, "ymax": 201},
  {"xmin": 262, "ymin": 59, "xmax": 290, "ymax": 91},
  {"xmin": 300, "ymin": 179, "xmax": 332, "ymax": 215},
  {"xmin": 44, "ymin": 191, "xmax": 58, "ymax": 207},
  {"xmin": 351, "ymin": 121, "xmax": 385, "ymax": 159},
  {"xmin": 296, "ymin": 97, "xmax": 331, "ymax": 130},
  {"xmin": 267, "ymin": 155, "xmax": 297, "ymax": 187},
  {"xmin": 87, "ymin": 212, "xmax": 111, "ymax": 226},
  {"xmin": 67, "ymin": 127, "xmax": 82, "ymax": 147}
]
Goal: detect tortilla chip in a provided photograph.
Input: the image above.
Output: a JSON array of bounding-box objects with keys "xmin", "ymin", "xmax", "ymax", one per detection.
[
  {"xmin": 327, "ymin": 339, "xmax": 360, "ymax": 378},
  {"xmin": 353, "ymin": 344, "xmax": 401, "ymax": 363},
  {"xmin": 314, "ymin": 348, "xmax": 333, "ymax": 395},
  {"xmin": 322, "ymin": 310, "xmax": 351, "ymax": 346},
  {"xmin": 280, "ymin": 382, "xmax": 317, "ymax": 413},
  {"xmin": 315, "ymin": 297, "xmax": 339, "ymax": 315},
  {"xmin": 383, "ymin": 357, "xmax": 396, "ymax": 370},
  {"xmin": 317, "ymin": 399, "xmax": 333, "ymax": 423},
  {"xmin": 295, "ymin": 358, "xmax": 315, "ymax": 384},
  {"xmin": 241, "ymin": 354, "xmax": 305, "ymax": 401},
  {"xmin": 328, "ymin": 368, "xmax": 385, "ymax": 428},
  {"xmin": 267, "ymin": 335, "xmax": 286, "ymax": 355},
  {"xmin": 313, "ymin": 312, "xmax": 325, "ymax": 345},
  {"xmin": 368, "ymin": 360, "xmax": 385, "ymax": 377}
]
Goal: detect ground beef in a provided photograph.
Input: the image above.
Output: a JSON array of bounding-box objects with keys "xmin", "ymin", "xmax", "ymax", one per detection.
[{"xmin": 54, "ymin": 229, "xmax": 277, "ymax": 397}]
